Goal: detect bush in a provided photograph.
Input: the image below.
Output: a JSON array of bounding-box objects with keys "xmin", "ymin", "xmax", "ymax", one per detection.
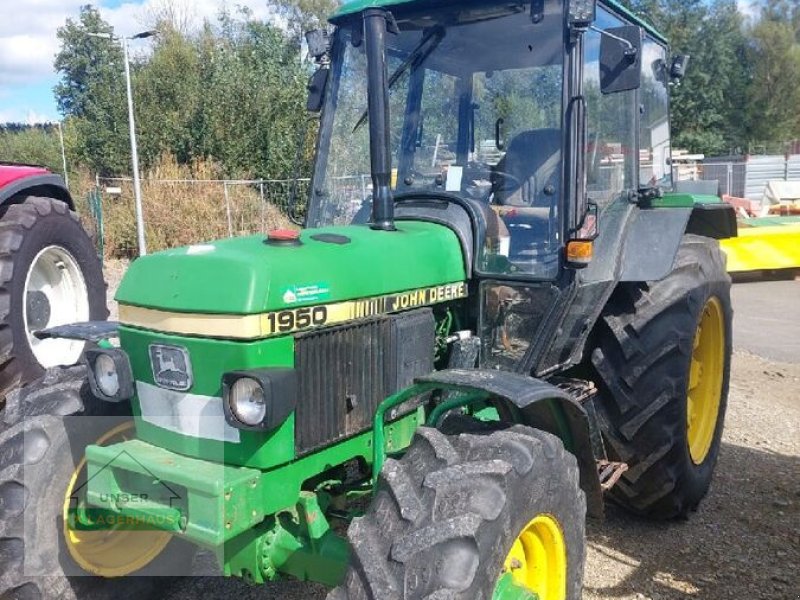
[{"xmin": 77, "ymin": 155, "xmax": 295, "ymax": 258}]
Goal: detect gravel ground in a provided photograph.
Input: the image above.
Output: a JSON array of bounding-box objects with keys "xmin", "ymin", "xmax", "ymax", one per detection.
[{"xmin": 105, "ymin": 262, "xmax": 799, "ymax": 599}]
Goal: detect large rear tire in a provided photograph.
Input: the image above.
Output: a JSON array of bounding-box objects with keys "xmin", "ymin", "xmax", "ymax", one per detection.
[
  {"xmin": 328, "ymin": 424, "xmax": 586, "ymax": 599},
  {"xmin": 591, "ymin": 234, "xmax": 732, "ymax": 519},
  {"xmin": 0, "ymin": 367, "xmax": 193, "ymax": 600},
  {"xmin": 0, "ymin": 197, "xmax": 107, "ymax": 403}
]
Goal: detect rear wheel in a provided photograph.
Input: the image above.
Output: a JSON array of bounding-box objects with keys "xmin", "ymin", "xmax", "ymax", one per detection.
[
  {"xmin": 0, "ymin": 366, "xmax": 192, "ymax": 600},
  {"xmin": 0, "ymin": 197, "xmax": 107, "ymax": 402},
  {"xmin": 591, "ymin": 234, "xmax": 732, "ymax": 519},
  {"xmin": 328, "ymin": 424, "xmax": 585, "ymax": 599}
]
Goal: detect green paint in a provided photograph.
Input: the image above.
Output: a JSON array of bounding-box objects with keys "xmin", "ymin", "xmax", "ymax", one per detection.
[
  {"xmin": 116, "ymin": 222, "xmax": 465, "ymax": 315},
  {"xmin": 120, "ymin": 326, "xmax": 296, "ymax": 469},
  {"xmin": 223, "ymin": 494, "xmax": 349, "ymax": 586},
  {"xmin": 270, "ymin": 493, "xmax": 350, "ymax": 585},
  {"xmin": 492, "ymin": 573, "xmax": 539, "ymax": 600},
  {"xmin": 426, "ymin": 391, "xmax": 492, "ymax": 428},
  {"xmin": 743, "ymin": 216, "xmax": 800, "ymax": 227},
  {"xmin": 84, "ymin": 439, "xmax": 264, "ymax": 546},
  {"xmin": 82, "ymin": 411, "xmax": 423, "ymax": 545},
  {"xmin": 332, "ymin": 0, "xmax": 667, "ymax": 44},
  {"xmin": 655, "ymin": 192, "xmax": 723, "ymax": 208},
  {"xmin": 473, "ymin": 405, "xmax": 501, "ymax": 422}
]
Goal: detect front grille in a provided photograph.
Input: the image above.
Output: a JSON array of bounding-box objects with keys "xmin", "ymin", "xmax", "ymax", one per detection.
[{"xmin": 294, "ymin": 309, "xmax": 434, "ymax": 454}]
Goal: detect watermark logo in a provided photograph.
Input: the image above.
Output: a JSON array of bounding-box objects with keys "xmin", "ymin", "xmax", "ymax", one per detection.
[{"xmin": 66, "ymin": 449, "xmax": 183, "ymax": 532}]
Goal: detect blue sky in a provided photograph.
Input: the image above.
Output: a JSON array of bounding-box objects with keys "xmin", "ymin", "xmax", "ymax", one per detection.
[
  {"xmin": 0, "ymin": 0, "xmax": 760, "ymax": 125},
  {"xmin": 0, "ymin": 0, "xmax": 276, "ymax": 124}
]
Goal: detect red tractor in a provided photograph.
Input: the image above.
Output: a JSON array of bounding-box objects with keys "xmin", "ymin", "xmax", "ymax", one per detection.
[{"xmin": 0, "ymin": 163, "xmax": 106, "ymax": 401}]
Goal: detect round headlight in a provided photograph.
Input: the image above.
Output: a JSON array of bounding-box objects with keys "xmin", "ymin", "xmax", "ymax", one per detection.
[
  {"xmin": 94, "ymin": 353, "xmax": 120, "ymax": 397},
  {"xmin": 230, "ymin": 378, "xmax": 266, "ymax": 425}
]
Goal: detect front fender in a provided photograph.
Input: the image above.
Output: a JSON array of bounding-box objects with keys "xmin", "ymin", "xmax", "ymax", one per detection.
[{"xmin": 414, "ymin": 369, "xmax": 604, "ymax": 518}]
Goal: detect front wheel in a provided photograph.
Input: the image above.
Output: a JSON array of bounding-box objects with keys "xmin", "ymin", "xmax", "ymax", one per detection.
[
  {"xmin": 328, "ymin": 425, "xmax": 586, "ymax": 600},
  {"xmin": 0, "ymin": 367, "xmax": 193, "ymax": 599}
]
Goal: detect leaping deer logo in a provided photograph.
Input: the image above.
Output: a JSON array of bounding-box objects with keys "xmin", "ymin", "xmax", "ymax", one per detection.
[{"xmin": 149, "ymin": 344, "xmax": 192, "ymax": 391}]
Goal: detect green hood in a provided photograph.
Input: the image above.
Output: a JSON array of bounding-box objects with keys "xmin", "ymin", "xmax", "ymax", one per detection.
[{"xmin": 115, "ymin": 222, "xmax": 466, "ymax": 315}]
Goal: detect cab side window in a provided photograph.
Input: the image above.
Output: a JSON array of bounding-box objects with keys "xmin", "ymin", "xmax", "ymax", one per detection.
[
  {"xmin": 639, "ymin": 38, "xmax": 672, "ymax": 189},
  {"xmin": 583, "ymin": 9, "xmax": 638, "ymax": 208}
]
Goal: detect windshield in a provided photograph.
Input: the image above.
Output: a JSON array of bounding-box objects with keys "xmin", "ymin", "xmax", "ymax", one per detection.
[{"xmin": 309, "ymin": 0, "xmax": 565, "ymax": 277}]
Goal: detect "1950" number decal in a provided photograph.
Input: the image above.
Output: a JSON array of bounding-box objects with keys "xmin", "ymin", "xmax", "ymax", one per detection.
[{"xmin": 265, "ymin": 306, "xmax": 329, "ymax": 333}]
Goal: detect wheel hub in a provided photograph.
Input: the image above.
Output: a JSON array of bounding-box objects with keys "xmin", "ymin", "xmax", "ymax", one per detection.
[
  {"xmin": 23, "ymin": 245, "xmax": 90, "ymax": 368},
  {"xmin": 686, "ymin": 297, "xmax": 725, "ymax": 465},
  {"xmin": 25, "ymin": 290, "xmax": 51, "ymax": 330},
  {"xmin": 62, "ymin": 422, "xmax": 172, "ymax": 577},
  {"xmin": 494, "ymin": 514, "xmax": 566, "ymax": 600}
]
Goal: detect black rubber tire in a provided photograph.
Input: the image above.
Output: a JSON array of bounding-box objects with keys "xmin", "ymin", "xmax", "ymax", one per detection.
[
  {"xmin": 0, "ymin": 197, "xmax": 107, "ymax": 403},
  {"xmin": 591, "ymin": 234, "xmax": 732, "ymax": 519},
  {"xmin": 328, "ymin": 424, "xmax": 586, "ymax": 599},
  {"xmin": 0, "ymin": 366, "xmax": 193, "ymax": 600}
]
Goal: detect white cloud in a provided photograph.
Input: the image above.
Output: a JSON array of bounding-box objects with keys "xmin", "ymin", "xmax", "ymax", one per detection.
[
  {"xmin": 0, "ymin": 0, "xmax": 84, "ymax": 88},
  {"xmin": 0, "ymin": 108, "xmax": 53, "ymax": 125},
  {"xmin": 101, "ymin": 0, "xmax": 278, "ymax": 37},
  {"xmin": 0, "ymin": 0, "xmax": 280, "ymax": 92}
]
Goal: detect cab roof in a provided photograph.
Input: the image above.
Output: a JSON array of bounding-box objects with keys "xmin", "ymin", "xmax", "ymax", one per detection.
[{"xmin": 332, "ymin": 0, "xmax": 667, "ymax": 45}]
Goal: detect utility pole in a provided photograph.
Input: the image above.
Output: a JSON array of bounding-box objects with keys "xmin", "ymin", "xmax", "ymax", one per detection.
[
  {"xmin": 56, "ymin": 121, "xmax": 69, "ymax": 188},
  {"xmin": 88, "ymin": 30, "xmax": 156, "ymax": 256}
]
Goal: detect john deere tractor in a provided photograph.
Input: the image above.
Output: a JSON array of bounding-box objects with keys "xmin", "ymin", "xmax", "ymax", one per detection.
[{"xmin": 0, "ymin": 1, "xmax": 737, "ymax": 598}]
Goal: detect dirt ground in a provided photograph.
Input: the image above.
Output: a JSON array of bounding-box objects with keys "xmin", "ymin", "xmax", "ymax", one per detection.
[{"xmin": 105, "ymin": 262, "xmax": 798, "ymax": 599}]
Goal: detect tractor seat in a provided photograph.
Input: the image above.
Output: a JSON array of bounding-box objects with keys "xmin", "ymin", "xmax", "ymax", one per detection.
[{"xmin": 492, "ymin": 128, "xmax": 561, "ymax": 207}]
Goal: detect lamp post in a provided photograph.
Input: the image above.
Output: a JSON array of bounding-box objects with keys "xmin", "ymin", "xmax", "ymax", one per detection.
[
  {"xmin": 55, "ymin": 121, "xmax": 69, "ymax": 188},
  {"xmin": 88, "ymin": 30, "xmax": 156, "ymax": 256}
]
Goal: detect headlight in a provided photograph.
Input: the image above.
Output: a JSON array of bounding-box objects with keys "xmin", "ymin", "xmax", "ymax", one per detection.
[
  {"xmin": 222, "ymin": 369, "xmax": 297, "ymax": 431},
  {"xmin": 85, "ymin": 348, "xmax": 135, "ymax": 402},
  {"xmin": 229, "ymin": 378, "xmax": 267, "ymax": 425},
  {"xmin": 94, "ymin": 353, "xmax": 120, "ymax": 396}
]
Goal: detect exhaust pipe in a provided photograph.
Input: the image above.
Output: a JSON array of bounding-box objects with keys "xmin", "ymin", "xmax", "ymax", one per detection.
[{"xmin": 364, "ymin": 9, "xmax": 395, "ymax": 231}]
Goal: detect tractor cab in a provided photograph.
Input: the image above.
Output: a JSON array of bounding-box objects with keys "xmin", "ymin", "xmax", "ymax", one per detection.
[{"xmin": 306, "ymin": 0, "xmax": 672, "ymax": 284}]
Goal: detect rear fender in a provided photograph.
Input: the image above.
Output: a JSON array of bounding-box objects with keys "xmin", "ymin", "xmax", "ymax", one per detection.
[{"xmin": 620, "ymin": 204, "xmax": 737, "ymax": 282}]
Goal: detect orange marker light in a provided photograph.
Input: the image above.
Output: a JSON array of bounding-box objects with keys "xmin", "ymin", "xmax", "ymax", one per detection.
[{"xmin": 566, "ymin": 240, "xmax": 593, "ymax": 266}]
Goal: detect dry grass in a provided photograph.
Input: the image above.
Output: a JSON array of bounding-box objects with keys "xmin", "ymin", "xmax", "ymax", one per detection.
[{"xmin": 75, "ymin": 155, "xmax": 296, "ymax": 258}]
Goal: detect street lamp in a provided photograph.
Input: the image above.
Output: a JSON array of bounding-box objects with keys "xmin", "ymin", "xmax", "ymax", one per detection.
[
  {"xmin": 55, "ymin": 121, "xmax": 69, "ymax": 188},
  {"xmin": 88, "ymin": 30, "xmax": 157, "ymax": 256}
]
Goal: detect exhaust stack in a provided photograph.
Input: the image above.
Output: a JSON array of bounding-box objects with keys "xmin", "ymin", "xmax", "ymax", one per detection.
[{"xmin": 364, "ymin": 9, "xmax": 396, "ymax": 231}]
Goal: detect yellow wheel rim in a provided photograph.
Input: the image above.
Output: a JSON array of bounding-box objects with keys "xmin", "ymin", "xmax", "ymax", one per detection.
[
  {"xmin": 500, "ymin": 514, "xmax": 567, "ymax": 600},
  {"xmin": 62, "ymin": 421, "xmax": 173, "ymax": 577},
  {"xmin": 686, "ymin": 297, "xmax": 725, "ymax": 465}
]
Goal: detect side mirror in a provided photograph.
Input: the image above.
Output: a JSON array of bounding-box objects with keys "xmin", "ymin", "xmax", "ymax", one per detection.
[
  {"xmin": 306, "ymin": 68, "xmax": 329, "ymax": 113},
  {"xmin": 599, "ymin": 25, "xmax": 642, "ymax": 94},
  {"xmin": 670, "ymin": 55, "xmax": 690, "ymax": 81}
]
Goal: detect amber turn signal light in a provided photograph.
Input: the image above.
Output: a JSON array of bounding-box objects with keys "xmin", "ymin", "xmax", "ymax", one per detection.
[{"xmin": 566, "ymin": 240, "xmax": 593, "ymax": 267}]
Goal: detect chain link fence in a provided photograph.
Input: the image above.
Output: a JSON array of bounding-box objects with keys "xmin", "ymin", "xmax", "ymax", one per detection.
[
  {"xmin": 90, "ymin": 177, "xmax": 309, "ymax": 257},
  {"xmin": 673, "ymin": 155, "xmax": 800, "ymax": 200}
]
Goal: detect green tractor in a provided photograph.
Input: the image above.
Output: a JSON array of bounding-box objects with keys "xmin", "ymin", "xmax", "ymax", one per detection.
[{"xmin": 1, "ymin": 0, "xmax": 736, "ymax": 598}]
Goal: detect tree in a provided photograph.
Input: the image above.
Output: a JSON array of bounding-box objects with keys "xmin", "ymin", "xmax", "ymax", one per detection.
[
  {"xmin": 273, "ymin": 0, "xmax": 341, "ymax": 42},
  {"xmin": 624, "ymin": 0, "xmax": 750, "ymax": 154},
  {"xmin": 744, "ymin": 18, "xmax": 800, "ymax": 144},
  {"xmin": 54, "ymin": 6, "xmax": 129, "ymax": 175}
]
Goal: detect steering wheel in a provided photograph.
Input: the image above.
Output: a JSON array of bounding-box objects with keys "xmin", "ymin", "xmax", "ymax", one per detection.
[{"xmin": 490, "ymin": 170, "xmax": 525, "ymax": 203}]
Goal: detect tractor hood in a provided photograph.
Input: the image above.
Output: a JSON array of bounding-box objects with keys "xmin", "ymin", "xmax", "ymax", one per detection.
[{"xmin": 115, "ymin": 222, "xmax": 466, "ymax": 316}]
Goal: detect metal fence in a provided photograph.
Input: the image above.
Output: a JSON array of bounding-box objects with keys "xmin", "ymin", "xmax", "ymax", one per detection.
[
  {"xmin": 674, "ymin": 155, "xmax": 800, "ymax": 200},
  {"xmin": 92, "ymin": 176, "xmax": 310, "ymax": 257}
]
